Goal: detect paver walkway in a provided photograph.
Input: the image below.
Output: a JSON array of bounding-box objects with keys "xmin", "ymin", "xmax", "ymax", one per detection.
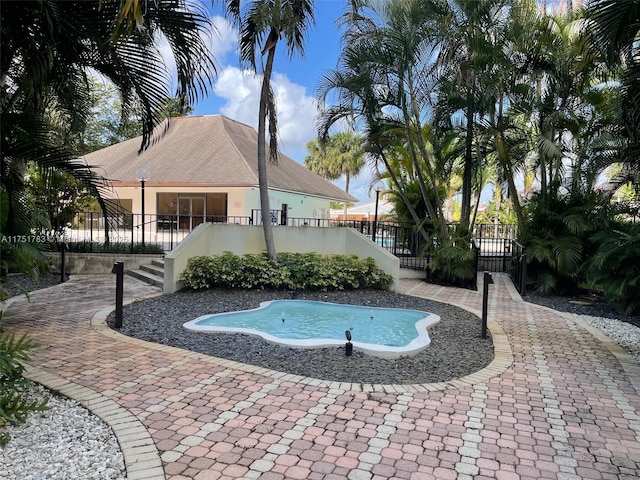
[{"xmin": 2, "ymin": 274, "xmax": 640, "ymax": 480}]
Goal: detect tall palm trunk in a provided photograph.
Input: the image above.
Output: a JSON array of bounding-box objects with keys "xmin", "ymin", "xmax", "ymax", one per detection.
[
  {"xmin": 493, "ymin": 182, "xmax": 502, "ymax": 237},
  {"xmin": 460, "ymin": 93, "xmax": 474, "ymax": 235},
  {"xmin": 258, "ymin": 46, "xmax": 277, "ymax": 262},
  {"xmin": 377, "ymin": 150, "xmax": 431, "ymax": 244},
  {"xmin": 342, "ymin": 173, "xmax": 350, "ymax": 221}
]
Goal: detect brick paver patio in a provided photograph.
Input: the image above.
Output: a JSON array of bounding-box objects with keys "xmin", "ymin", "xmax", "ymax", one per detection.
[{"xmin": 2, "ymin": 273, "xmax": 640, "ymax": 480}]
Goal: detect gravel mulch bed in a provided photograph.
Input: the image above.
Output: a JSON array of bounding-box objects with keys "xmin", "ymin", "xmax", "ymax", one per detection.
[{"xmin": 108, "ymin": 287, "xmax": 495, "ymax": 385}]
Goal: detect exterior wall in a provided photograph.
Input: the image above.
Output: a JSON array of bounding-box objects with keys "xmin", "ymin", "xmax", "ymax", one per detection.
[
  {"xmin": 163, "ymin": 223, "xmax": 215, "ymax": 294},
  {"xmin": 267, "ymin": 191, "xmax": 332, "ymax": 222},
  {"xmin": 108, "ymin": 185, "xmax": 248, "ymax": 218},
  {"xmin": 108, "ymin": 184, "xmax": 333, "ymax": 221},
  {"xmin": 44, "ymin": 252, "xmax": 164, "ymax": 275},
  {"xmin": 164, "ymin": 224, "xmax": 400, "ymax": 294}
]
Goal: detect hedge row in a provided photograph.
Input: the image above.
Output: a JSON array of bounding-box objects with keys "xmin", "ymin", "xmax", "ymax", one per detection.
[{"xmin": 179, "ymin": 252, "xmax": 393, "ymax": 291}]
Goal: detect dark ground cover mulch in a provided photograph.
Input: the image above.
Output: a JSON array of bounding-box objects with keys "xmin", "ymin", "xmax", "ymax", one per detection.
[
  {"xmin": 2, "ymin": 272, "xmax": 66, "ymax": 299},
  {"xmin": 107, "ymin": 287, "xmax": 495, "ymax": 385},
  {"xmin": 10, "ymin": 273, "xmax": 637, "ymax": 383}
]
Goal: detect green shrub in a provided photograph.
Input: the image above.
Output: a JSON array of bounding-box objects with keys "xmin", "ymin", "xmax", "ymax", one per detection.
[
  {"xmin": 586, "ymin": 222, "xmax": 640, "ymax": 315},
  {"xmin": 178, "ymin": 256, "xmax": 217, "ymax": 289},
  {"xmin": 277, "ymin": 252, "xmax": 322, "ymax": 289},
  {"xmin": 238, "ymin": 253, "xmax": 291, "ymax": 290},
  {"xmin": 63, "ymin": 241, "xmax": 164, "ymax": 254},
  {"xmin": 0, "ymin": 313, "xmax": 48, "ymax": 446},
  {"xmin": 428, "ymin": 232, "xmax": 476, "ymax": 286},
  {"xmin": 179, "ymin": 252, "xmax": 393, "ymax": 291},
  {"xmin": 520, "ymin": 188, "xmax": 615, "ymax": 295}
]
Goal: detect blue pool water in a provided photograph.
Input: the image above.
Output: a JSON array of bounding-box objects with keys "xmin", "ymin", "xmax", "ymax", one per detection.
[{"xmin": 183, "ymin": 300, "xmax": 440, "ymax": 358}]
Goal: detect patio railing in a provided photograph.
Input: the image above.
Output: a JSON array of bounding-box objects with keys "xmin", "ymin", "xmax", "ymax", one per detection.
[
  {"xmin": 60, "ymin": 212, "xmax": 525, "ymax": 288},
  {"xmin": 63, "ymin": 212, "xmax": 251, "ymax": 251}
]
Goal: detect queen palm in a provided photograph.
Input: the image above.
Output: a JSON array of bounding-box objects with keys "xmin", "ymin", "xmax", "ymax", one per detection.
[
  {"xmin": 304, "ymin": 131, "xmax": 366, "ymax": 220},
  {"xmin": 428, "ymin": 0, "xmax": 516, "ymax": 234},
  {"xmin": 587, "ymin": 0, "xmax": 640, "ymax": 187},
  {"xmin": 225, "ymin": 0, "xmax": 314, "ymax": 261},
  {"xmin": 318, "ymin": 0, "xmax": 454, "ymax": 241}
]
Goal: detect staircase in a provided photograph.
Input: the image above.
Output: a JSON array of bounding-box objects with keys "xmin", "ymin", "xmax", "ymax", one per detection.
[{"xmin": 128, "ymin": 258, "xmax": 164, "ymax": 288}]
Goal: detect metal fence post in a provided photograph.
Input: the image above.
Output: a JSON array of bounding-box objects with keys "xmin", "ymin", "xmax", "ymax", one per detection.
[
  {"xmin": 170, "ymin": 215, "xmax": 174, "ymax": 250},
  {"xmin": 520, "ymin": 254, "xmax": 527, "ymax": 296},
  {"xmin": 482, "ymin": 271, "xmax": 493, "ymax": 339},
  {"xmin": 112, "ymin": 261, "xmax": 124, "ymax": 328}
]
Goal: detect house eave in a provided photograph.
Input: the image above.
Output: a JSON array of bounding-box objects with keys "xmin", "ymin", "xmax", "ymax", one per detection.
[{"xmin": 107, "ymin": 181, "xmax": 357, "ymax": 203}]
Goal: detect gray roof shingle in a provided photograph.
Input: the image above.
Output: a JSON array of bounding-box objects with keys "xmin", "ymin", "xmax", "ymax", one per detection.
[{"xmin": 82, "ymin": 115, "xmax": 357, "ymax": 202}]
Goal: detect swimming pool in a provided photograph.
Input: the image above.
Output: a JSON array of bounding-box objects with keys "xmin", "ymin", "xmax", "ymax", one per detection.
[{"xmin": 183, "ymin": 300, "xmax": 440, "ymax": 358}]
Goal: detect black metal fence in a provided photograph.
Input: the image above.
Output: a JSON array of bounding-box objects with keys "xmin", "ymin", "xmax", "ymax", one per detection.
[
  {"xmin": 510, "ymin": 240, "xmax": 527, "ymax": 296},
  {"xmin": 251, "ymin": 209, "xmax": 330, "ymax": 227},
  {"xmin": 64, "ymin": 212, "xmax": 251, "ymax": 251},
  {"xmin": 332, "ymin": 220, "xmax": 432, "ymax": 270},
  {"xmin": 62, "ymin": 212, "xmax": 526, "ymax": 291}
]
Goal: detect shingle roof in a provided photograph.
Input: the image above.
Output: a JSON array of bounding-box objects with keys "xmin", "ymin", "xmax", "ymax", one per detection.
[{"xmin": 82, "ymin": 115, "xmax": 358, "ymax": 202}]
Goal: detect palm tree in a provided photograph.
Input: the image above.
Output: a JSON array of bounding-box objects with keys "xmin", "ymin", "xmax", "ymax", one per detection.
[
  {"xmin": 1, "ymin": 0, "xmax": 216, "ymax": 289},
  {"xmin": 587, "ymin": 0, "xmax": 640, "ymax": 187},
  {"xmin": 429, "ymin": 0, "xmax": 517, "ymax": 234},
  {"xmin": 304, "ymin": 131, "xmax": 366, "ymax": 220},
  {"xmin": 225, "ymin": 0, "xmax": 315, "ymax": 261},
  {"xmin": 1, "ymin": 0, "xmax": 216, "ymax": 238},
  {"xmin": 317, "ymin": 0, "xmax": 454, "ymax": 241}
]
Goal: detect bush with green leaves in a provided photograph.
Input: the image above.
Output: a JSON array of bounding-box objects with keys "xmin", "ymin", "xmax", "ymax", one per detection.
[
  {"xmin": 520, "ymin": 188, "xmax": 616, "ymax": 295},
  {"xmin": 63, "ymin": 241, "xmax": 164, "ymax": 254},
  {"xmin": 427, "ymin": 232, "xmax": 476, "ymax": 287},
  {"xmin": 179, "ymin": 252, "xmax": 393, "ymax": 291},
  {"xmin": 0, "ymin": 313, "xmax": 48, "ymax": 447},
  {"xmin": 586, "ymin": 222, "xmax": 640, "ymax": 315}
]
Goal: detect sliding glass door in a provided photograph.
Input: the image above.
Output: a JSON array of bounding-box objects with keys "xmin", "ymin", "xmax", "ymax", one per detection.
[
  {"xmin": 178, "ymin": 196, "xmax": 205, "ymax": 230},
  {"xmin": 157, "ymin": 192, "xmax": 228, "ymax": 231}
]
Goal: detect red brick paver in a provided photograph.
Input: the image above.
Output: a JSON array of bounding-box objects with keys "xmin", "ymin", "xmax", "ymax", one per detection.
[{"xmin": 2, "ymin": 274, "xmax": 639, "ymax": 480}]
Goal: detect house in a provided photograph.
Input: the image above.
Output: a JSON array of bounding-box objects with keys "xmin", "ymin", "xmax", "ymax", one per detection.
[
  {"xmin": 329, "ymin": 197, "xmax": 393, "ymax": 222},
  {"xmin": 82, "ymin": 115, "xmax": 357, "ymax": 232}
]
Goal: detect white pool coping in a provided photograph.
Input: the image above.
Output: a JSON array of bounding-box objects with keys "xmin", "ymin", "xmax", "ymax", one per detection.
[{"xmin": 182, "ymin": 300, "xmax": 441, "ymax": 359}]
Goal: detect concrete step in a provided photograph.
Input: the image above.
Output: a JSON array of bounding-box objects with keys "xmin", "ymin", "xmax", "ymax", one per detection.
[
  {"xmin": 140, "ymin": 263, "xmax": 164, "ymax": 276},
  {"xmin": 151, "ymin": 258, "xmax": 165, "ymax": 269},
  {"xmin": 128, "ymin": 268, "xmax": 163, "ymax": 288}
]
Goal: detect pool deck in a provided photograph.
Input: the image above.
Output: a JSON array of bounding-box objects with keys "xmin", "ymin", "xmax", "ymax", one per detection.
[{"xmin": 2, "ymin": 274, "xmax": 640, "ymax": 480}]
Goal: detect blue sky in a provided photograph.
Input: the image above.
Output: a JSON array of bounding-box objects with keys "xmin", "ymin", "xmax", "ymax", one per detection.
[
  {"xmin": 176, "ymin": 1, "xmax": 556, "ymax": 204},
  {"xmin": 175, "ymin": 2, "xmax": 379, "ymax": 203}
]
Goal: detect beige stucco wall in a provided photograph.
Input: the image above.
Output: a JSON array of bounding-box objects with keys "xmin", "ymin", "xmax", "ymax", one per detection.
[
  {"xmin": 107, "ymin": 184, "xmax": 335, "ymax": 222},
  {"xmin": 44, "ymin": 252, "xmax": 164, "ymax": 275},
  {"xmin": 164, "ymin": 224, "xmax": 399, "ymax": 294}
]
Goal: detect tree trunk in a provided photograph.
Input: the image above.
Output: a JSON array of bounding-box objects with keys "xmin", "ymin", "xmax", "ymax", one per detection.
[
  {"xmin": 460, "ymin": 96, "xmax": 474, "ymax": 235},
  {"xmin": 342, "ymin": 173, "xmax": 350, "ymax": 221},
  {"xmin": 258, "ymin": 46, "xmax": 277, "ymax": 262},
  {"xmin": 493, "ymin": 183, "xmax": 502, "ymax": 237}
]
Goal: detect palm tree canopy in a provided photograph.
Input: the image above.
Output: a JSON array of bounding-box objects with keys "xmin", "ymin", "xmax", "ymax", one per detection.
[
  {"xmin": 226, "ymin": 0, "xmax": 315, "ymax": 70},
  {"xmin": 304, "ymin": 131, "xmax": 366, "ymax": 184},
  {"xmin": 1, "ymin": 0, "xmax": 217, "ymax": 236},
  {"xmin": 1, "ymin": 0, "xmax": 216, "ymax": 151}
]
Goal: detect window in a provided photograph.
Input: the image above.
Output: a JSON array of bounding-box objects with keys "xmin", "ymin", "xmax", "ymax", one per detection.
[
  {"xmin": 156, "ymin": 193, "xmax": 228, "ymax": 230},
  {"xmin": 206, "ymin": 193, "xmax": 227, "ymax": 222}
]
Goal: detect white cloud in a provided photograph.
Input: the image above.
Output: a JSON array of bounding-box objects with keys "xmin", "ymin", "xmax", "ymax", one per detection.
[
  {"xmin": 152, "ymin": 12, "xmax": 378, "ymax": 204},
  {"xmin": 213, "ymin": 67, "xmax": 318, "ymax": 161},
  {"xmin": 209, "ymin": 15, "xmax": 237, "ymax": 64},
  {"xmin": 156, "ymin": 15, "xmax": 235, "ymax": 93}
]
